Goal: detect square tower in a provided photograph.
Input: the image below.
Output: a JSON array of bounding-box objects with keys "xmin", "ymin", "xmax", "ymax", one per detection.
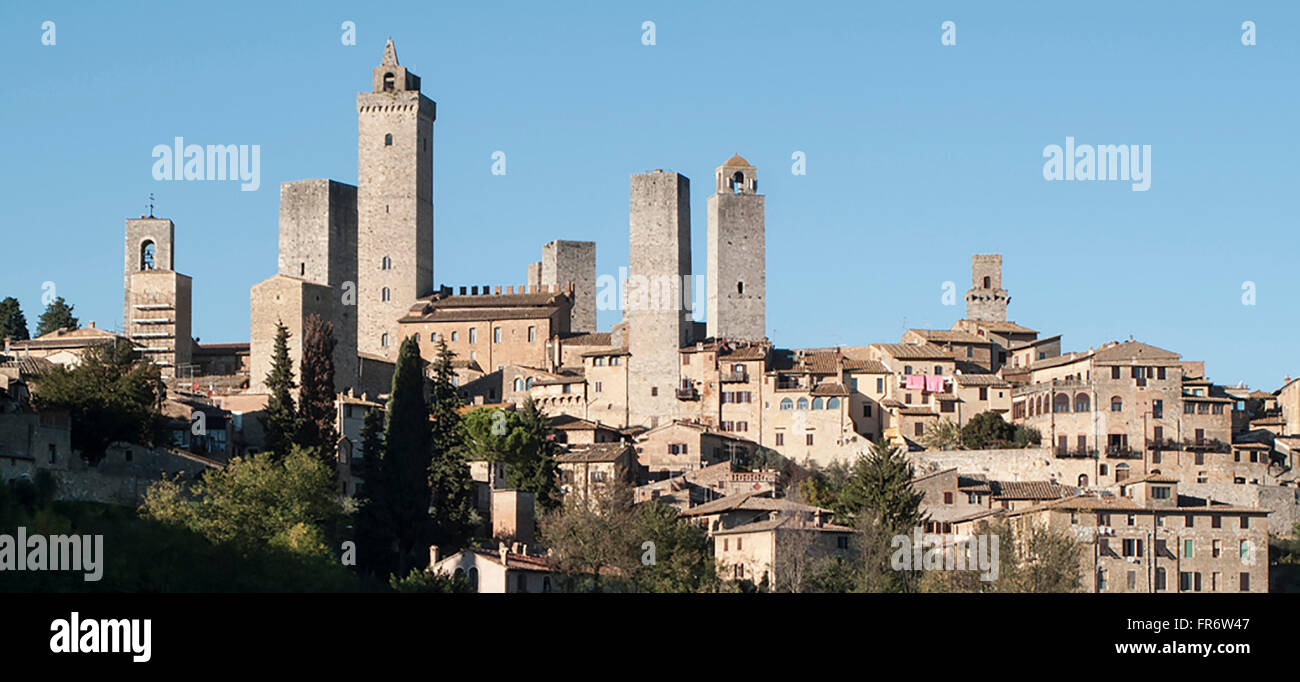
[
  {"xmin": 965, "ymin": 254, "xmax": 1010, "ymax": 322},
  {"xmin": 706, "ymin": 154, "xmax": 766, "ymax": 341},
  {"xmin": 254, "ymin": 179, "xmax": 360, "ymax": 391},
  {"xmin": 356, "ymin": 39, "xmax": 436, "ymax": 359},
  {"xmin": 541, "ymin": 240, "xmax": 596, "ymax": 333},
  {"xmin": 123, "ymin": 217, "xmax": 192, "ymax": 378},
  {"xmin": 626, "ymin": 170, "xmax": 692, "ymax": 428}
]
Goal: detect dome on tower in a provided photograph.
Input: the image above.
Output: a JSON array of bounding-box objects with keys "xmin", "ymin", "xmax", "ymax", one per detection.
[{"xmin": 721, "ymin": 153, "xmax": 752, "ymax": 168}]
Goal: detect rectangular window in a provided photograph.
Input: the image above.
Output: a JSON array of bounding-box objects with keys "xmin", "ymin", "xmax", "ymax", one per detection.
[
  {"xmin": 864, "ymin": 404, "xmax": 872, "ymax": 417},
  {"xmin": 876, "ymin": 378, "xmax": 884, "ymax": 393},
  {"xmin": 1183, "ymin": 539, "xmax": 1194, "ymax": 559},
  {"xmin": 1111, "ymin": 366, "xmax": 1121, "ymax": 379},
  {"xmin": 1152, "ymin": 399, "xmax": 1163, "ymax": 419},
  {"xmin": 468, "ymin": 328, "xmax": 477, "ymax": 344},
  {"xmin": 1240, "ymin": 540, "xmax": 1249, "ymax": 559},
  {"xmin": 775, "ymin": 433, "xmax": 784, "ymax": 447},
  {"xmin": 493, "ymin": 327, "xmax": 502, "ymax": 343},
  {"xmin": 943, "ymin": 492, "xmax": 954, "ymax": 504},
  {"xmin": 1240, "ymin": 515, "xmax": 1249, "ymax": 529},
  {"xmin": 1240, "ymin": 572, "xmax": 1250, "ymax": 591},
  {"xmin": 527, "ymin": 326, "xmax": 536, "ymax": 343},
  {"xmin": 594, "ymin": 381, "xmax": 603, "ymax": 393},
  {"xmin": 1185, "ymin": 514, "xmax": 1194, "ymax": 528},
  {"xmin": 1212, "ymin": 515, "xmax": 1221, "ymax": 529},
  {"xmin": 806, "ymin": 434, "xmax": 814, "ymax": 446},
  {"xmin": 979, "ymin": 387, "xmax": 988, "ymax": 401},
  {"xmin": 48, "ymin": 443, "xmax": 56, "ymax": 464}
]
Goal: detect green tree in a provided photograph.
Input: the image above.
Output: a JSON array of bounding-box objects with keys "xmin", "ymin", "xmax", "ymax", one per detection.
[
  {"xmin": 353, "ymin": 406, "xmax": 395, "ymax": 577},
  {"xmin": 960, "ymin": 411, "xmax": 1016, "ymax": 449},
  {"xmin": 259, "ymin": 321, "xmax": 299, "ymax": 459},
  {"xmin": 0, "ymin": 296, "xmax": 30, "ymax": 341},
  {"xmin": 919, "ymin": 418, "xmax": 961, "ymax": 450},
  {"xmin": 379, "ymin": 336, "xmax": 435, "ymax": 578},
  {"xmin": 140, "ymin": 446, "xmax": 347, "ymax": 559},
  {"xmin": 631, "ymin": 502, "xmax": 724, "ymax": 593},
  {"xmin": 35, "ymin": 296, "xmax": 78, "ymax": 337},
  {"xmin": 458, "ymin": 401, "xmax": 561, "ymax": 512},
  {"xmin": 837, "ymin": 439, "xmax": 926, "ymax": 532},
  {"xmin": 297, "ymin": 314, "xmax": 338, "ymax": 470},
  {"xmin": 427, "ymin": 338, "xmax": 475, "ymax": 552},
  {"xmin": 31, "ymin": 339, "xmax": 165, "ymax": 465},
  {"xmin": 389, "ymin": 568, "xmax": 472, "ymax": 593}
]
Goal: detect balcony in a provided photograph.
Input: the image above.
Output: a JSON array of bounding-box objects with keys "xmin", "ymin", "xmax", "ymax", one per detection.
[
  {"xmin": 676, "ymin": 386, "xmax": 699, "ymax": 401},
  {"xmin": 774, "ymin": 376, "xmax": 803, "ymax": 391},
  {"xmin": 1104, "ymin": 446, "xmax": 1142, "ymax": 459},
  {"xmin": 720, "ymin": 370, "xmax": 749, "ymax": 383},
  {"xmin": 1146, "ymin": 438, "xmax": 1180, "ymax": 451},
  {"xmin": 1184, "ymin": 439, "xmax": 1229, "ymax": 453},
  {"xmin": 1054, "ymin": 447, "xmax": 1098, "ymax": 459}
]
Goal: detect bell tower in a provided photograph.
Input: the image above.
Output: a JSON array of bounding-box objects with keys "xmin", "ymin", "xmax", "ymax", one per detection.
[
  {"xmin": 356, "ymin": 39, "xmax": 436, "ymax": 359},
  {"xmin": 706, "ymin": 153, "xmax": 765, "ymax": 341}
]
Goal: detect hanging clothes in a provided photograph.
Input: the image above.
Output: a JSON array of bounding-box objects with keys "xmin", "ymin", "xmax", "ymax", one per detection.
[
  {"xmin": 925, "ymin": 375, "xmax": 945, "ymax": 393},
  {"xmin": 906, "ymin": 374, "xmax": 925, "ymax": 391}
]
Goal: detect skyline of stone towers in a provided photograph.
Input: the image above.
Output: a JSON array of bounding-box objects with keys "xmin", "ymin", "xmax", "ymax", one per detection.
[
  {"xmin": 122, "ymin": 216, "xmax": 192, "ymax": 379},
  {"xmin": 625, "ymin": 170, "xmax": 693, "ymax": 427},
  {"xmin": 356, "ymin": 39, "xmax": 436, "ymax": 359},
  {"xmin": 706, "ymin": 154, "xmax": 766, "ymax": 342},
  {"xmin": 965, "ymin": 254, "xmax": 1010, "ymax": 322}
]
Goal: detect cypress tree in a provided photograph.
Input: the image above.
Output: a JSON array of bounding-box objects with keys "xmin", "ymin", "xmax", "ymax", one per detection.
[
  {"xmin": 0, "ymin": 297, "xmax": 30, "ymax": 341},
  {"xmin": 35, "ymin": 296, "xmax": 78, "ymax": 337},
  {"xmin": 382, "ymin": 337, "xmax": 434, "ymax": 577},
  {"xmin": 427, "ymin": 338, "xmax": 475, "ymax": 552},
  {"xmin": 260, "ymin": 321, "xmax": 299, "ymax": 459},
  {"xmin": 297, "ymin": 314, "xmax": 339, "ymax": 471}
]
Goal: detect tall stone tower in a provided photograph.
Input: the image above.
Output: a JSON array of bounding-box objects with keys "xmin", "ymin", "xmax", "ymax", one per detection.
[
  {"xmin": 626, "ymin": 170, "xmax": 692, "ymax": 428},
  {"xmin": 706, "ymin": 154, "xmax": 765, "ymax": 341},
  {"xmin": 541, "ymin": 240, "xmax": 596, "ymax": 333},
  {"xmin": 356, "ymin": 39, "xmax": 435, "ymax": 359},
  {"xmin": 122, "ymin": 217, "xmax": 192, "ymax": 378},
  {"xmin": 250, "ymin": 179, "xmax": 359, "ymax": 393},
  {"xmin": 965, "ymin": 254, "xmax": 1009, "ymax": 322}
]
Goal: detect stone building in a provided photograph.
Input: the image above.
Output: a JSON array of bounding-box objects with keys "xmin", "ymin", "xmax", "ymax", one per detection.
[
  {"xmin": 964, "ymin": 254, "xmax": 1009, "ymax": 323},
  {"xmin": 625, "ymin": 170, "xmax": 694, "ymax": 428},
  {"xmin": 528, "ymin": 240, "xmax": 596, "ymax": 333},
  {"xmin": 958, "ymin": 475, "xmax": 1271, "ymax": 593},
  {"xmin": 3, "ymin": 323, "xmax": 131, "ymax": 368},
  {"xmin": 556, "ymin": 442, "xmax": 636, "ymax": 510},
  {"xmin": 356, "ymin": 39, "xmax": 436, "ymax": 360},
  {"xmin": 122, "ymin": 216, "xmax": 192, "ymax": 378},
  {"xmin": 706, "ymin": 154, "xmax": 765, "ymax": 342}
]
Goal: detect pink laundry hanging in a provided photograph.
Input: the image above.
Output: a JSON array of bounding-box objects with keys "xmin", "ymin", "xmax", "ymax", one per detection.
[
  {"xmin": 906, "ymin": 375, "xmax": 925, "ymax": 390},
  {"xmin": 925, "ymin": 375, "xmax": 944, "ymax": 393}
]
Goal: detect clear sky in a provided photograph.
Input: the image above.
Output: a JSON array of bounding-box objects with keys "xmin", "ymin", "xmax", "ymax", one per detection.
[{"xmin": 1, "ymin": 1, "xmax": 1296, "ymax": 391}]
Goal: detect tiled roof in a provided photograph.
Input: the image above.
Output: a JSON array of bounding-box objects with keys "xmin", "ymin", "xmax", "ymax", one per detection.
[
  {"xmin": 907, "ymin": 329, "xmax": 988, "ymax": 344},
  {"xmin": 557, "ymin": 443, "xmax": 632, "ymax": 463},
  {"xmin": 1092, "ymin": 341, "xmax": 1180, "ymax": 364},
  {"xmin": 560, "ymin": 331, "xmax": 612, "ymax": 346},
  {"xmin": 955, "ymin": 373, "xmax": 1011, "ymax": 387},
  {"xmin": 992, "ymin": 480, "xmax": 1073, "ymax": 500},
  {"xmin": 874, "ymin": 343, "xmax": 955, "ymax": 360},
  {"xmin": 679, "ymin": 492, "xmax": 827, "ymax": 518},
  {"xmin": 810, "ymin": 382, "xmax": 849, "ymax": 397},
  {"xmin": 713, "ymin": 516, "xmax": 853, "ymax": 535},
  {"xmin": 965, "ymin": 320, "xmax": 1038, "ymax": 334},
  {"xmin": 721, "ymin": 153, "xmax": 752, "ymax": 168},
  {"xmin": 844, "ymin": 359, "xmax": 889, "ymax": 373}
]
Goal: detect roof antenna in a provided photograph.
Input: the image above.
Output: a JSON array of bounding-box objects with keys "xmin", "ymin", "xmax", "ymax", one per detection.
[{"xmin": 147, "ymin": 193, "xmax": 156, "ymax": 218}]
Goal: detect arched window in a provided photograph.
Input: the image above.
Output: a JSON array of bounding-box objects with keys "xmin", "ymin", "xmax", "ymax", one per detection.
[
  {"xmin": 384, "ymin": 133, "xmax": 393, "ymax": 146},
  {"xmin": 525, "ymin": 377, "xmax": 535, "ymax": 390},
  {"xmin": 779, "ymin": 398, "xmax": 793, "ymax": 410},
  {"xmin": 796, "ymin": 398, "xmax": 809, "ymax": 410},
  {"xmin": 383, "ymin": 72, "xmax": 395, "ymax": 91},
  {"xmin": 513, "ymin": 378, "xmax": 525, "ymax": 392},
  {"xmin": 140, "ymin": 240, "xmax": 156, "ymax": 270},
  {"xmin": 1054, "ymin": 394, "xmax": 1070, "ymax": 413},
  {"xmin": 381, "ymin": 333, "xmax": 390, "ymax": 347},
  {"xmin": 732, "ymin": 171, "xmax": 744, "ymax": 193},
  {"xmin": 381, "ymin": 287, "xmax": 391, "ymax": 302},
  {"xmin": 1115, "ymin": 463, "xmax": 1130, "ymax": 482},
  {"xmin": 827, "ymin": 397, "xmax": 841, "ymax": 409},
  {"xmin": 467, "ymin": 567, "xmax": 479, "ymax": 592},
  {"xmin": 982, "ymin": 276, "xmax": 991, "ymax": 288},
  {"xmin": 382, "ymin": 256, "xmax": 392, "ymax": 270},
  {"xmin": 1075, "ymin": 393, "xmax": 1090, "ymax": 412},
  {"xmin": 737, "ymin": 281, "xmax": 744, "ymax": 295},
  {"xmin": 811, "ymin": 398, "xmax": 824, "ymax": 410},
  {"xmin": 1111, "ymin": 396, "xmax": 1123, "ymax": 412},
  {"xmin": 1078, "ymin": 474, "xmax": 1089, "ymax": 487}
]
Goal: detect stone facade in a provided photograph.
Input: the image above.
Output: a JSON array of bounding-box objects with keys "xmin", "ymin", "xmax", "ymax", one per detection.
[
  {"xmin": 626, "ymin": 170, "xmax": 693, "ymax": 428},
  {"xmin": 248, "ymin": 275, "xmax": 332, "ymax": 393},
  {"xmin": 540, "ymin": 240, "xmax": 596, "ymax": 333},
  {"xmin": 123, "ymin": 217, "xmax": 192, "ymax": 378},
  {"xmin": 706, "ymin": 154, "xmax": 765, "ymax": 342},
  {"xmin": 965, "ymin": 253, "xmax": 1009, "ymax": 322},
  {"xmin": 356, "ymin": 40, "xmax": 436, "ymax": 360}
]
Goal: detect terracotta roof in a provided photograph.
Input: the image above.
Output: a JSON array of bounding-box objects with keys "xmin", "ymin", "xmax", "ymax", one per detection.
[
  {"xmin": 713, "ymin": 516, "xmax": 853, "ymax": 535},
  {"xmin": 557, "ymin": 443, "xmax": 632, "ymax": 463},
  {"xmin": 907, "ymin": 329, "xmax": 988, "ymax": 344},
  {"xmin": 844, "ymin": 359, "xmax": 889, "ymax": 373},
  {"xmin": 992, "ymin": 480, "xmax": 1074, "ymax": 500},
  {"xmin": 1092, "ymin": 341, "xmax": 1180, "ymax": 364},
  {"xmin": 964, "ymin": 320, "xmax": 1038, "ymax": 334},
  {"xmin": 581, "ymin": 346, "xmax": 630, "ymax": 357},
  {"xmin": 874, "ymin": 343, "xmax": 955, "ymax": 360},
  {"xmin": 955, "ymin": 373, "xmax": 1011, "ymax": 387},
  {"xmin": 679, "ymin": 492, "xmax": 827, "ymax": 518},
  {"xmin": 193, "ymin": 342, "xmax": 250, "ymax": 354},
  {"xmin": 401, "ymin": 291, "xmax": 568, "ymax": 323},
  {"xmin": 560, "ymin": 331, "xmax": 612, "ymax": 346},
  {"xmin": 810, "ymin": 382, "xmax": 849, "ymax": 397},
  {"xmin": 721, "ymin": 153, "xmax": 752, "ymax": 168}
]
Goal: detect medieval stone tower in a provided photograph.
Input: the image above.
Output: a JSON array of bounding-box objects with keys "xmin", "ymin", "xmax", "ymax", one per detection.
[
  {"xmin": 706, "ymin": 154, "xmax": 765, "ymax": 341},
  {"xmin": 531, "ymin": 240, "xmax": 596, "ymax": 333},
  {"xmin": 249, "ymin": 180, "xmax": 359, "ymax": 393},
  {"xmin": 965, "ymin": 254, "xmax": 1009, "ymax": 322},
  {"xmin": 123, "ymin": 217, "xmax": 192, "ymax": 378},
  {"xmin": 626, "ymin": 170, "xmax": 693, "ymax": 428},
  {"xmin": 356, "ymin": 39, "xmax": 436, "ymax": 359}
]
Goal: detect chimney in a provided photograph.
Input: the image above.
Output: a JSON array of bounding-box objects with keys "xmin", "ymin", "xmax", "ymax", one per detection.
[
  {"xmin": 88, "ymin": 321, "xmax": 96, "ymax": 329},
  {"xmin": 499, "ymin": 542, "xmax": 509, "ymax": 565},
  {"xmin": 428, "ymin": 544, "xmax": 440, "ymax": 565}
]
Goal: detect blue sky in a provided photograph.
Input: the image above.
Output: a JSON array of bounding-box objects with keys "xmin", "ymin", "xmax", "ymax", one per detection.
[{"xmin": 1, "ymin": 1, "xmax": 1296, "ymax": 390}]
